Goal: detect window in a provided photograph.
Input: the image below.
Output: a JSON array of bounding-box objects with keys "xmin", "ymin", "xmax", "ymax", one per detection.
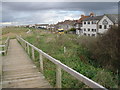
[
  {"xmin": 88, "ymin": 34, "xmax": 90, "ymax": 36},
  {"xmin": 99, "ymin": 25, "xmax": 102, "ymax": 29},
  {"xmin": 104, "ymin": 25, "xmax": 107, "ymax": 29},
  {"xmin": 84, "ymin": 33, "xmax": 86, "ymax": 35},
  {"xmin": 92, "ymin": 29, "xmax": 94, "ymax": 32},
  {"xmin": 92, "ymin": 34, "xmax": 95, "ymax": 36},
  {"xmin": 84, "ymin": 29, "xmax": 86, "ymax": 31},
  {"xmin": 94, "ymin": 29, "xmax": 96, "ymax": 32},
  {"xmin": 88, "ymin": 21, "xmax": 90, "ymax": 24},
  {"xmin": 88, "ymin": 28, "xmax": 90, "ymax": 31},
  {"xmin": 109, "ymin": 25, "xmax": 112, "ymax": 28},
  {"xmin": 84, "ymin": 22, "xmax": 86, "ymax": 24}
]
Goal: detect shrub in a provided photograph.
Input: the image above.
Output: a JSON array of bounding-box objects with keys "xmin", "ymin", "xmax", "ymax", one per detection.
[
  {"xmin": 92, "ymin": 26, "xmax": 120, "ymax": 71},
  {"xmin": 93, "ymin": 70, "xmax": 118, "ymax": 88},
  {"xmin": 69, "ymin": 28, "xmax": 76, "ymax": 31}
]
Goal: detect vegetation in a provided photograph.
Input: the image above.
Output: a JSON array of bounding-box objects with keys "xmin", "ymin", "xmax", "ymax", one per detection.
[
  {"xmin": 24, "ymin": 29, "xmax": 118, "ymax": 88},
  {"xmin": 65, "ymin": 28, "xmax": 76, "ymax": 34},
  {"xmin": 2, "ymin": 27, "xmax": 119, "ymax": 88}
]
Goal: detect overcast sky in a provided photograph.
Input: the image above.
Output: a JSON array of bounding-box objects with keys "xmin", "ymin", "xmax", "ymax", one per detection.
[{"xmin": 1, "ymin": 2, "xmax": 118, "ymax": 26}]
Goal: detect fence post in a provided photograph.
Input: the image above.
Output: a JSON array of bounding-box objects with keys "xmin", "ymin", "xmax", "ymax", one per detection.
[
  {"xmin": 27, "ymin": 44, "xmax": 29, "ymax": 55},
  {"xmin": 32, "ymin": 47, "xmax": 35, "ymax": 60},
  {"xmin": 39, "ymin": 53, "xmax": 43, "ymax": 73},
  {"xmin": 56, "ymin": 65, "xmax": 62, "ymax": 88}
]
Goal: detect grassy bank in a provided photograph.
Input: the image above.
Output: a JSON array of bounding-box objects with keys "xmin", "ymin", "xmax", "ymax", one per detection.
[{"xmin": 24, "ymin": 30, "xmax": 118, "ymax": 88}]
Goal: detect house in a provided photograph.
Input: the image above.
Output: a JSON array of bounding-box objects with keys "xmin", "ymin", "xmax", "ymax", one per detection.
[
  {"xmin": 56, "ymin": 20, "xmax": 77, "ymax": 31},
  {"xmin": 75, "ymin": 13, "xmax": 94, "ymax": 35},
  {"xmin": 35, "ymin": 24, "xmax": 49, "ymax": 29},
  {"xmin": 81, "ymin": 14, "xmax": 118, "ymax": 37},
  {"xmin": 28, "ymin": 24, "xmax": 35, "ymax": 28},
  {"xmin": 47, "ymin": 24, "xmax": 56, "ymax": 32},
  {"xmin": 97, "ymin": 14, "xmax": 118, "ymax": 35}
]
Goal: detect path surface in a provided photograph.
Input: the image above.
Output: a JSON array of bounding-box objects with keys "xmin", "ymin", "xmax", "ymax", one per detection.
[{"xmin": 2, "ymin": 39, "xmax": 51, "ymax": 88}]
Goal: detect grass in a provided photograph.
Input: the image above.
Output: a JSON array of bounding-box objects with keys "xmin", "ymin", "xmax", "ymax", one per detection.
[
  {"xmin": 1, "ymin": 27, "xmax": 33, "ymax": 40},
  {"xmin": 24, "ymin": 30, "xmax": 118, "ymax": 88}
]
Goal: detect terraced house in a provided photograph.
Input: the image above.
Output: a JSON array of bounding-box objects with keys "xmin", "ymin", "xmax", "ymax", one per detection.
[
  {"xmin": 77, "ymin": 14, "xmax": 118, "ymax": 37},
  {"xmin": 56, "ymin": 20, "xmax": 77, "ymax": 31}
]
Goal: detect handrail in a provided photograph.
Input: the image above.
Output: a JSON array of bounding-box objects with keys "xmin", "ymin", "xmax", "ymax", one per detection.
[
  {"xmin": 16, "ymin": 35, "xmax": 107, "ymax": 90},
  {"xmin": 0, "ymin": 37, "xmax": 10, "ymax": 55}
]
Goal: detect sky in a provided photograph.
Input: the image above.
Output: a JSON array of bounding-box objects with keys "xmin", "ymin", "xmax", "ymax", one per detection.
[{"xmin": 1, "ymin": 1, "xmax": 119, "ymax": 26}]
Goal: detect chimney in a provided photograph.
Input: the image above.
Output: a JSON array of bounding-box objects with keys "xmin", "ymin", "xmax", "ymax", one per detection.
[
  {"xmin": 81, "ymin": 14, "xmax": 84, "ymax": 18},
  {"xmin": 90, "ymin": 12, "xmax": 94, "ymax": 17}
]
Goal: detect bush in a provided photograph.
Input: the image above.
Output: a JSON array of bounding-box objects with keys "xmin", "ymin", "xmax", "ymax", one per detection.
[
  {"xmin": 92, "ymin": 26, "xmax": 120, "ymax": 71},
  {"xmin": 93, "ymin": 70, "xmax": 118, "ymax": 88},
  {"xmin": 69, "ymin": 28, "xmax": 76, "ymax": 31}
]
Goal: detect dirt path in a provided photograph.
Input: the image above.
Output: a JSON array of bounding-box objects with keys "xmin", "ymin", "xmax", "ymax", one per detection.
[{"xmin": 2, "ymin": 39, "xmax": 51, "ymax": 88}]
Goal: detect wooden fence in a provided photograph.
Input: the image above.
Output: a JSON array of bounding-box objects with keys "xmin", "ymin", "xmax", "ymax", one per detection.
[
  {"xmin": 0, "ymin": 37, "xmax": 9, "ymax": 55},
  {"xmin": 16, "ymin": 35, "xmax": 107, "ymax": 90}
]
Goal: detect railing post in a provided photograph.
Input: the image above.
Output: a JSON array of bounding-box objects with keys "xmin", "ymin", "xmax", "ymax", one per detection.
[
  {"xmin": 32, "ymin": 47, "xmax": 35, "ymax": 60},
  {"xmin": 56, "ymin": 65, "xmax": 62, "ymax": 88},
  {"xmin": 5, "ymin": 45, "xmax": 7, "ymax": 55},
  {"xmin": 3, "ymin": 45, "xmax": 6, "ymax": 55},
  {"xmin": 27, "ymin": 44, "xmax": 30, "ymax": 55},
  {"xmin": 39, "ymin": 53, "xmax": 43, "ymax": 73},
  {"xmin": 25, "ymin": 43, "xmax": 27, "ymax": 51},
  {"xmin": 21, "ymin": 40, "xmax": 24, "ymax": 48}
]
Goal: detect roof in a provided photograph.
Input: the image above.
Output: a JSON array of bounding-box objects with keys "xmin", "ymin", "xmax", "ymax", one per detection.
[
  {"xmin": 35, "ymin": 24, "xmax": 49, "ymax": 26},
  {"xmin": 83, "ymin": 15, "xmax": 104, "ymax": 21},
  {"xmin": 105, "ymin": 14, "xmax": 118, "ymax": 24},
  {"xmin": 76, "ymin": 13, "xmax": 95, "ymax": 23},
  {"xmin": 82, "ymin": 14, "xmax": 118, "ymax": 24},
  {"xmin": 56, "ymin": 20, "xmax": 77, "ymax": 25},
  {"xmin": 77, "ymin": 16, "xmax": 90, "ymax": 23}
]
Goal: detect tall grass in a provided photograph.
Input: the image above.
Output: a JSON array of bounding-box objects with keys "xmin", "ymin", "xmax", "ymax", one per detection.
[{"xmin": 24, "ymin": 31, "xmax": 118, "ymax": 88}]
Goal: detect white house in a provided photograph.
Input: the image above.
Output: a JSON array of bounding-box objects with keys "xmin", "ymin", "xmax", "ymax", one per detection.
[
  {"xmin": 35, "ymin": 24, "xmax": 49, "ymax": 29},
  {"xmin": 97, "ymin": 14, "xmax": 118, "ymax": 35},
  {"xmin": 81, "ymin": 14, "xmax": 118, "ymax": 37},
  {"xmin": 75, "ymin": 13, "xmax": 94, "ymax": 35}
]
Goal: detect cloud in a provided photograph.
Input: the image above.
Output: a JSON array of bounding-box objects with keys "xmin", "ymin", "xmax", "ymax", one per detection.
[{"xmin": 2, "ymin": 2, "xmax": 118, "ymax": 26}]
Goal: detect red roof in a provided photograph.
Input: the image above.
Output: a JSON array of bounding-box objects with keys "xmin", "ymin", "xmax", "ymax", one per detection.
[{"xmin": 77, "ymin": 13, "xmax": 95, "ymax": 23}]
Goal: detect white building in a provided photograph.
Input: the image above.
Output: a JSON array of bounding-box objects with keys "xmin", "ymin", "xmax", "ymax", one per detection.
[
  {"xmin": 35, "ymin": 24, "xmax": 49, "ymax": 29},
  {"xmin": 81, "ymin": 14, "xmax": 118, "ymax": 37},
  {"xmin": 75, "ymin": 13, "xmax": 94, "ymax": 35}
]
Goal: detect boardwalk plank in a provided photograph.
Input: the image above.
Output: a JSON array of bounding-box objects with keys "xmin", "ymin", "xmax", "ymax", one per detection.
[{"xmin": 2, "ymin": 39, "xmax": 51, "ymax": 88}]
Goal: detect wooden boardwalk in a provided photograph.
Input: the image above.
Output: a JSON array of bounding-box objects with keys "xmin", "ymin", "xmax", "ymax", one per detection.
[{"xmin": 2, "ymin": 39, "xmax": 51, "ymax": 88}]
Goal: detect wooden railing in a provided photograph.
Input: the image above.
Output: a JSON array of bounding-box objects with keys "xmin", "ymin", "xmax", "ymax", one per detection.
[
  {"xmin": 16, "ymin": 35, "xmax": 107, "ymax": 90},
  {"xmin": 0, "ymin": 37, "xmax": 10, "ymax": 55}
]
